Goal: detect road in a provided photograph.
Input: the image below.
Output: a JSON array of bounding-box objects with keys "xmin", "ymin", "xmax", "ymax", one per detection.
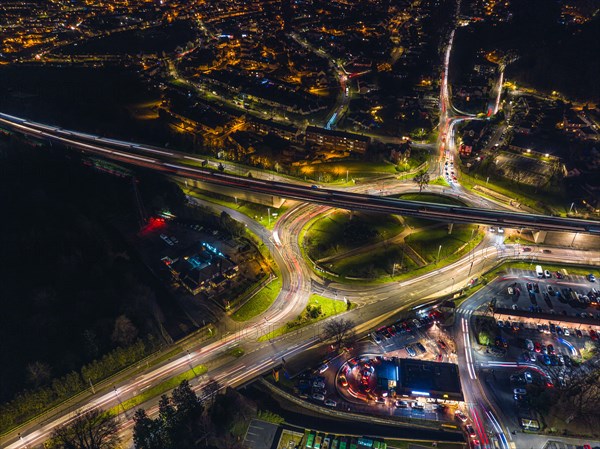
[
  {"xmin": 1, "ymin": 113, "xmax": 599, "ymax": 234},
  {"xmin": 455, "ymin": 250, "xmax": 600, "ymax": 449}
]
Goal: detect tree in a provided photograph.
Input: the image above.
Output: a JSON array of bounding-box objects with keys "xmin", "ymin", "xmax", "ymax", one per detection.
[
  {"xmin": 171, "ymin": 379, "xmax": 202, "ymax": 419},
  {"xmin": 413, "ymin": 169, "xmax": 430, "ymax": 192},
  {"xmin": 322, "ymin": 318, "xmax": 356, "ymax": 351},
  {"xmin": 50, "ymin": 408, "xmax": 119, "ymax": 449},
  {"xmin": 201, "ymin": 378, "xmax": 222, "ymax": 405},
  {"xmin": 26, "ymin": 361, "xmax": 52, "ymax": 387},
  {"xmin": 111, "ymin": 315, "xmax": 138, "ymax": 347},
  {"xmin": 133, "ymin": 408, "xmax": 165, "ymax": 449}
]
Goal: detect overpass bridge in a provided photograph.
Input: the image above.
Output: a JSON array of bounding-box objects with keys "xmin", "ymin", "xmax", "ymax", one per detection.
[{"xmin": 2, "ymin": 112, "xmax": 600, "ymax": 235}]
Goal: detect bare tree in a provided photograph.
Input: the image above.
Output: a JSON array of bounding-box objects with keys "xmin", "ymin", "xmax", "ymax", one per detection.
[
  {"xmin": 111, "ymin": 315, "xmax": 138, "ymax": 347},
  {"xmin": 322, "ymin": 318, "xmax": 356, "ymax": 352},
  {"xmin": 201, "ymin": 378, "xmax": 222, "ymax": 405},
  {"xmin": 413, "ymin": 169, "xmax": 430, "ymax": 192},
  {"xmin": 50, "ymin": 408, "xmax": 119, "ymax": 449}
]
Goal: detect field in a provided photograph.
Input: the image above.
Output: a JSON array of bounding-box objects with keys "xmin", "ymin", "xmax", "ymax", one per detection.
[{"xmin": 303, "ymin": 210, "xmax": 403, "ymax": 262}]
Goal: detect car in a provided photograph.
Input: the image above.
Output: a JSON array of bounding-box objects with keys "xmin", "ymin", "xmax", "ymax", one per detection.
[
  {"xmin": 513, "ymin": 388, "xmax": 527, "ymax": 395},
  {"xmin": 547, "ymin": 286, "xmax": 555, "ymax": 296},
  {"xmin": 557, "ymin": 354, "xmax": 565, "ymax": 366},
  {"xmin": 324, "ymin": 399, "xmax": 337, "ymax": 407},
  {"xmin": 514, "ymin": 393, "xmax": 527, "ymax": 402},
  {"xmin": 548, "ymin": 344, "xmax": 556, "ymax": 354},
  {"xmin": 497, "ymin": 320, "xmax": 504, "ymax": 328},
  {"xmin": 527, "ymin": 352, "xmax": 536, "ymax": 362},
  {"xmin": 411, "ymin": 402, "xmax": 425, "ymax": 410},
  {"xmin": 465, "ymin": 425, "xmax": 477, "ymax": 438},
  {"xmin": 508, "ymin": 286, "xmax": 514, "ymax": 295},
  {"xmin": 545, "ymin": 270, "xmax": 552, "ymax": 278},
  {"xmin": 550, "ymin": 323, "xmax": 556, "ymax": 334},
  {"xmin": 589, "ymin": 274, "xmax": 597, "ymax": 282},
  {"xmin": 555, "ymin": 271, "xmax": 564, "ymax": 279},
  {"xmin": 395, "ymin": 400, "xmax": 409, "ymax": 408},
  {"xmin": 563, "ymin": 328, "xmax": 570, "ymax": 336},
  {"xmin": 455, "ymin": 411, "xmax": 468, "ymax": 422},
  {"xmin": 534, "ymin": 283, "xmax": 540, "ymax": 293},
  {"xmin": 525, "ymin": 339, "xmax": 534, "ymax": 351},
  {"xmin": 318, "ymin": 363, "xmax": 329, "ymax": 373},
  {"xmin": 575, "ymin": 329, "xmax": 583, "ymax": 338},
  {"xmin": 375, "ymin": 396, "xmax": 386, "ymax": 405},
  {"xmin": 406, "ymin": 346, "xmax": 417, "ymax": 357},
  {"xmin": 415, "ymin": 342, "xmax": 427, "ymax": 353},
  {"xmin": 542, "ymin": 354, "xmax": 551, "ymax": 365},
  {"xmin": 313, "ymin": 380, "xmax": 325, "ymax": 389},
  {"xmin": 590, "ymin": 329, "xmax": 598, "ymax": 341},
  {"xmin": 583, "ymin": 444, "xmax": 592, "ymax": 449},
  {"xmin": 537, "ymin": 324, "xmax": 544, "ymax": 333},
  {"xmin": 524, "ymin": 371, "xmax": 533, "ymax": 384},
  {"xmin": 542, "ymin": 249, "xmax": 552, "ymax": 254},
  {"xmin": 522, "ymin": 247, "xmax": 532, "ymax": 252},
  {"xmin": 312, "ymin": 393, "xmax": 325, "ymax": 401},
  {"xmin": 534, "ymin": 341, "xmax": 542, "ymax": 353},
  {"xmin": 387, "ymin": 326, "xmax": 397, "ymax": 336}
]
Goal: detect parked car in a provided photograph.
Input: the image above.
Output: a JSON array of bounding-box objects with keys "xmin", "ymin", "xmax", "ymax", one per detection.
[
  {"xmin": 465, "ymin": 425, "xmax": 477, "ymax": 438},
  {"xmin": 455, "ymin": 411, "xmax": 468, "ymax": 422},
  {"xmin": 324, "ymin": 399, "xmax": 337, "ymax": 407},
  {"xmin": 312, "ymin": 393, "xmax": 325, "ymax": 401},
  {"xmin": 395, "ymin": 400, "xmax": 409, "ymax": 408},
  {"xmin": 545, "ymin": 270, "xmax": 552, "ymax": 278},
  {"xmin": 588, "ymin": 274, "xmax": 596, "ymax": 282},
  {"xmin": 406, "ymin": 346, "xmax": 417, "ymax": 357}
]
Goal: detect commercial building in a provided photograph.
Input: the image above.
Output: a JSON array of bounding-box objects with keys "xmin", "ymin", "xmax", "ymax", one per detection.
[
  {"xmin": 374, "ymin": 358, "xmax": 463, "ymax": 401},
  {"xmin": 161, "ymin": 242, "xmax": 238, "ymax": 295}
]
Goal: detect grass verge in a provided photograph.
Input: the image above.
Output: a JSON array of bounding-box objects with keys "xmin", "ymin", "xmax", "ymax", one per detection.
[
  {"xmin": 184, "ymin": 186, "xmax": 288, "ymax": 231},
  {"xmin": 108, "ymin": 365, "xmax": 207, "ymax": 415},
  {"xmin": 257, "ymin": 294, "xmax": 354, "ymax": 341},
  {"xmin": 231, "ymin": 275, "xmax": 283, "ymax": 321}
]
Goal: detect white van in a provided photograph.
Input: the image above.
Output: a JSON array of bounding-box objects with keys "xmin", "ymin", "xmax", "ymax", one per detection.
[{"xmin": 535, "ymin": 265, "xmax": 544, "ymax": 278}]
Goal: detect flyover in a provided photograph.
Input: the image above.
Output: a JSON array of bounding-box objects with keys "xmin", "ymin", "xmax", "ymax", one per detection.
[{"xmin": 1, "ymin": 112, "xmax": 600, "ymax": 235}]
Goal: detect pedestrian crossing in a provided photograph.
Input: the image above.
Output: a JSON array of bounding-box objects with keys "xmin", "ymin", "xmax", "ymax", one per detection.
[{"xmin": 456, "ymin": 308, "xmax": 474, "ymax": 316}]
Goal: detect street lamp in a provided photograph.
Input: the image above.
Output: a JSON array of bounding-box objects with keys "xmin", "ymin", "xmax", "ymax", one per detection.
[{"xmin": 437, "ymin": 245, "xmax": 442, "ymax": 263}]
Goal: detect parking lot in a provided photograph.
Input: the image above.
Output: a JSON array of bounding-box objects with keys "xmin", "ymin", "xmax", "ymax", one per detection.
[
  {"xmin": 474, "ymin": 267, "xmax": 600, "ymax": 434},
  {"xmin": 295, "ymin": 309, "xmax": 464, "ymax": 424},
  {"xmin": 494, "ymin": 267, "xmax": 599, "ymax": 323}
]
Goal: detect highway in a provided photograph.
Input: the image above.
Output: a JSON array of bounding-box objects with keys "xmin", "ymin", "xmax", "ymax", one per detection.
[
  {"xmin": 1, "ymin": 113, "xmax": 599, "ymax": 235},
  {"xmin": 2, "ymin": 6, "xmax": 599, "ymax": 447}
]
